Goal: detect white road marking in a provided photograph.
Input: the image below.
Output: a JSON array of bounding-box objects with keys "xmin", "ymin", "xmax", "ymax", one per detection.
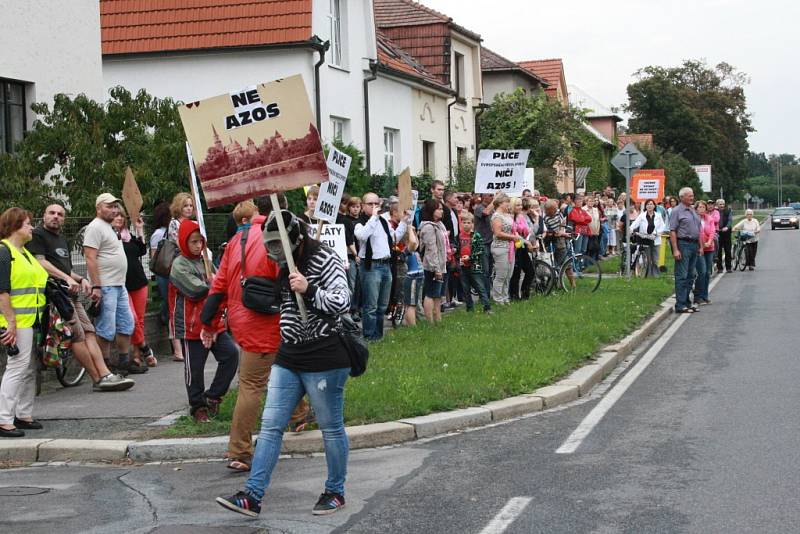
[
  {"xmin": 555, "ymin": 273, "xmax": 724, "ymax": 454},
  {"xmin": 147, "ymin": 410, "xmax": 188, "ymax": 427},
  {"xmin": 479, "ymin": 497, "xmax": 533, "ymax": 534}
]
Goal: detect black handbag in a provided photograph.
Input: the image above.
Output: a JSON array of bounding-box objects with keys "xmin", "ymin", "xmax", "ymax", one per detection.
[
  {"xmin": 151, "ymin": 237, "xmax": 179, "ymax": 277},
  {"xmin": 239, "ymin": 228, "xmax": 281, "ymax": 314},
  {"xmin": 45, "ymin": 278, "xmax": 75, "ymax": 322},
  {"xmin": 339, "ymin": 313, "xmax": 369, "ymax": 377}
]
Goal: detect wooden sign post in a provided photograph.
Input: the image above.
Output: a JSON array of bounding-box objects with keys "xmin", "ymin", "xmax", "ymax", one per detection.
[
  {"xmin": 122, "ymin": 166, "xmax": 143, "ymax": 224},
  {"xmin": 270, "ymin": 193, "xmax": 308, "ymax": 322}
]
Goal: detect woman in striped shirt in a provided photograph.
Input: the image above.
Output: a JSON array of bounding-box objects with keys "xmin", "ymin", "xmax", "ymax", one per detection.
[{"xmin": 218, "ymin": 210, "xmax": 352, "ymax": 518}]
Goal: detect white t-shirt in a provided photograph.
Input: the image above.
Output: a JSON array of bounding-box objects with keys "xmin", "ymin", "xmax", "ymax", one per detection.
[
  {"xmin": 83, "ymin": 218, "xmax": 127, "ymax": 286},
  {"xmin": 150, "ymin": 227, "xmax": 167, "ymax": 252}
]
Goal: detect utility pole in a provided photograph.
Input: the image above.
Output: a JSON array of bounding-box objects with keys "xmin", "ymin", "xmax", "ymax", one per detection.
[{"xmin": 778, "ymin": 158, "xmax": 783, "ymax": 206}]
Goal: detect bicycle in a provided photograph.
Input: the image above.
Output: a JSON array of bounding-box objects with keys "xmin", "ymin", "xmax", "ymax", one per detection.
[
  {"xmin": 732, "ymin": 232, "xmax": 751, "ymax": 272},
  {"xmin": 619, "ymin": 234, "xmax": 654, "ymax": 278},
  {"xmin": 531, "ymin": 237, "xmax": 557, "ymax": 296},
  {"xmin": 552, "ymin": 234, "xmax": 602, "ymax": 293}
]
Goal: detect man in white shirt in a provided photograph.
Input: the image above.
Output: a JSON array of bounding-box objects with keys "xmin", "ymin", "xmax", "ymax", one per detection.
[
  {"xmin": 83, "ymin": 193, "xmax": 141, "ymax": 375},
  {"xmin": 354, "ymin": 192, "xmax": 408, "ymax": 340}
]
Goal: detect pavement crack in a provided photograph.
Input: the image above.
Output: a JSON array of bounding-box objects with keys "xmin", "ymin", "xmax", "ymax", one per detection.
[{"xmin": 116, "ymin": 470, "xmax": 158, "ymax": 524}]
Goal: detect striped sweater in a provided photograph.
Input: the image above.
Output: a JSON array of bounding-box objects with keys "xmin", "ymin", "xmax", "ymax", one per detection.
[{"xmin": 279, "ymin": 244, "xmax": 350, "ymax": 345}]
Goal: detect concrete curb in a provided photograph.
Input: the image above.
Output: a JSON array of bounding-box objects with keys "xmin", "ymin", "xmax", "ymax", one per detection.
[{"xmin": 14, "ymin": 294, "xmax": 680, "ymax": 464}]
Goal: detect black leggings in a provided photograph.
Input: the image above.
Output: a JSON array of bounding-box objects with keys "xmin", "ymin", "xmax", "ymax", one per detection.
[{"xmin": 509, "ymin": 248, "xmax": 534, "ymax": 300}]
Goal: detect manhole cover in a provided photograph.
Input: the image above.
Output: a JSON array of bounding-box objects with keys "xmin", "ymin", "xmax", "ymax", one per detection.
[{"xmin": 0, "ymin": 486, "xmax": 51, "ymax": 496}]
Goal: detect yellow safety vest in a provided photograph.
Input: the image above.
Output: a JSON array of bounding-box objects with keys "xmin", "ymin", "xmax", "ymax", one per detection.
[{"xmin": 0, "ymin": 239, "xmax": 48, "ymax": 329}]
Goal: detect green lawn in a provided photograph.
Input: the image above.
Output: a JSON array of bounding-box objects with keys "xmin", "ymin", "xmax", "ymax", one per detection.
[{"xmin": 163, "ymin": 274, "xmax": 674, "ymax": 437}]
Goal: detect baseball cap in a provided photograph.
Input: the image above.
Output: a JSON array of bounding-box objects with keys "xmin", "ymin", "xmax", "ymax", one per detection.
[{"xmin": 95, "ymin": 193, "xmax": 121, "ymax": 206}]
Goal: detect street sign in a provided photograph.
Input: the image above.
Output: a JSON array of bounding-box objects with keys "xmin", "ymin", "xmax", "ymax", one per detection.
[
  {"xmin": 611, "ymin": 143, "xmax": 647, "ymax": 280},
  {"xmin": 611, "ymin": 143, "xmax": 646, "ymax": 176},
  {"xmin": 744, "ymin": 193, "xmax": 752, "ymax": 201}
]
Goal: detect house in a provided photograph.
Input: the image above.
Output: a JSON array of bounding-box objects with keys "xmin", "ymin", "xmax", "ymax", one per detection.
[
  {"xmin": 100, "ymin": 0, "xmax": 378, "ymax": 154},
  {"xmin": 618, "ymin": 133, "xmax": 654, "ymax": 149},
  {"xmin": 480, "ymin": 47, "xmax": 549, "ymax": 105},
  {"xmin": 568, "ymin": 84, "xmax": 622, "ymax": 146},
  {"xmin": 518, "ymin": 59, "xmax": 569, "ymax": 106},
  {"xmin": 374, "ymin": 0, "xmax": 483, "ymax": 180},
  {"xmin": 370, "ymin": 30, "xmax": 454, "ymax": 178},
  {"xmin": 0, "ymin": 0, "xmax": 104, "ymax": 154}
]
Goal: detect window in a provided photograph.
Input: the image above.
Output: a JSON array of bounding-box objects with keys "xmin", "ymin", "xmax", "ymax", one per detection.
[
  {"xmin": 422, "ymin": 141, "xmax": 435, "ymax": 176},
  {"xmin": 456, "ymin": 146, "xmax": 467, "ymax": 166},
  {"xmin": 453, "ymin": 52, "xmax": 465, "ymax": 99},
  {"xmin": 330, "ymin": 116, "xmax": 349, "ymax": 143},
  {"xmin": 384, "ymin": 128, "xmax": 399, "ymax": 175},
  {"xmin": 329, "ymin": 0, "xmax": 346, "ymax": 67},
  {"xmin": 0, "ymin": 79, "xmax": 26, "ymax": 154}
]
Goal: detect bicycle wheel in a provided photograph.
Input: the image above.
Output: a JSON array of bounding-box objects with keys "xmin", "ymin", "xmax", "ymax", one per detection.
[
  {"xmin": 56, "ymin": 349, "xmax": 86, "ymax": 387},
  {"xmin": 532, "ymin": 259, "xmax": 556, "ymax": 296},
  {"xmin": 560, "ymin": 254, "xmax": 602, "ymax": 293},
  {"xmin": 634, "ymin": 249, "xmax": 650, "ymax": 278},
  {"xmin": 736, "ymin": 245, "xmax": 747, "ymax": 271}
]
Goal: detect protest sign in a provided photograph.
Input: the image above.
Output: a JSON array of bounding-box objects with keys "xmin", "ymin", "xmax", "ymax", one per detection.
[
  {"xmin": 630, "ymin": 170, "xmax": 665, "ymax": 204},
  {"xmin": 121, "ymin": 166, "xmax": 143, "ymax": 223},
  {"xmin": 692, "ymin": 165, "xmax": 712, "ymax": 192},
  {"xmin": 177, "ymin": 75, "xmax": 329, "ymax": 208},
  {"xmin": 411, "ymin": 190, "xmax": 419, "ymax": 210},
  {"xmin": 475, "ymin": 149, "xmax": 531, "ymax": 194},
  {"xmin": 397, "ymin": 168, "xmax": 413, "ymax": 213},
  {"xmin": 307, "ymin": 224, "xmax": 348, "ymax": 264},
  {"xmin": 185, "ymin": 143, "xmax": 213, "ymax": 277},
  {"xmin": 314, "ymin": 148, "xmax": 352, "ymax": 224},
  {"xmin": 523, "ymin": 168, "xmax": 535, "ymax": 193}
]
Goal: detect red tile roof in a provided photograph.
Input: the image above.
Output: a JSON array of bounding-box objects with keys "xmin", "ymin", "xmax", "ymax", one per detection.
[
  {"xmin": 100, "ymin": 0, "xmax": 313, "ymax": 55},
  {"xmin": 618, "ymin": 133, "xmax": 654, "ymax": 149},
  {"xmin": 376, "ymin": 30, "xmax": 452, "ymax": 93},
  {"xmin": 518, "ymin": 59, "xmax": 565, "ymax": 99},
  {"xmin": 374, "ymin": 0, "xmax": 450, "ymax": 27},
  {"xmin": 481, "ymin": 47, "xmax": 549, "ymax": 87}
]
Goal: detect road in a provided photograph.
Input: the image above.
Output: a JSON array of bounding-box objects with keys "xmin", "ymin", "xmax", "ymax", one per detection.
[{"xmin": 1, "ymin": 226, "xmax": 798, "ymax": 533}]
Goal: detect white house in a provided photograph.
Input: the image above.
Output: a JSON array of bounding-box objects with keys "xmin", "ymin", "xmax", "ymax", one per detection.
[
  {"xmin": 0, "ymin": 0, "xmax": 104, "ymax": 154},
  {"xmin": 100, "ymin": 0, "xmax": 377, "ymax": 153}
]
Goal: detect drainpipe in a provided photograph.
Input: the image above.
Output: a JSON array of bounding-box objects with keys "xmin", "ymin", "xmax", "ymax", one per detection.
[
  {"xmin": 363, "ymin": 60, "xmax": 379, "ymax": 174},
  {"xmin": 311, "ymin": 38, "xmax": 330, "ymax": 132},
  {"xmin": 447, "ymin": 98, "xmax": 458, "ymax": 180},
  {"xmin": 473, "ymin": 103, "xmax": 490, "ymax": 154}
]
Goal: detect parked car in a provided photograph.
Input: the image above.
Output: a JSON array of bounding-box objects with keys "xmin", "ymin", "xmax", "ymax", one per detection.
[{"xmin": 771, "ymin": 207, "xmax": 799, "ymax": 230}]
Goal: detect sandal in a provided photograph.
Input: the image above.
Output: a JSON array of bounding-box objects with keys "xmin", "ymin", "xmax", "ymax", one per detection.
[
  {"xmin": 226, "ymin": 460, "xmax": 251, "ymax": 472},
  {"xmin": 145, "ymin": 355, "xmax": 158, "ymax": 367}
]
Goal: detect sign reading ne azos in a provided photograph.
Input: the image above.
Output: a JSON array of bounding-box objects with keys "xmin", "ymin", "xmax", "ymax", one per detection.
[
  {"xmin": 475, "ymin": 149, "xmax": 530, "ymax": 194},
  {"xmin": 314, "ymin": 148, "xmax": 352, "ymax": 224}
]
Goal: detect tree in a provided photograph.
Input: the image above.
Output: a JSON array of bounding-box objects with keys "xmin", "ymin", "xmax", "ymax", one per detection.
[
  {"xmin": 625, "ymin": 60, "xmax": 753, "ymax": 198},
  {"xmin": 746, "ymin": 151, "xmax": 772, "ymax": 178},
  {"xmin": 574, "ymin": 127, "xmax": 611, "ymax": 193},
  {"xmin": 0, "ymin": 87, "xmax": 188, "ymax": 216},
  {"xmin": 480, "ymin": 88, "xmax": 585, "ymax": 169},
  {"xmin": 637, "ymin": 144, "xmax": 703, "ymax": 197}
]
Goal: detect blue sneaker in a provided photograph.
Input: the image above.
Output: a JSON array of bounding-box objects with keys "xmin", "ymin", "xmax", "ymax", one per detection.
[
  {"xmin": 312, "ymin": 491, "xmax": 346, "ymax": 515},
  {"xmin": 216, "ymin": 490, "xmax": 261, "ymax": 517}
]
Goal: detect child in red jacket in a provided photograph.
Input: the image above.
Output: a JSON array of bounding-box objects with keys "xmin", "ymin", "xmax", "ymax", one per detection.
[{"xmin": 169, "ymin": 219, "xmax": 238, "ymax": 423}]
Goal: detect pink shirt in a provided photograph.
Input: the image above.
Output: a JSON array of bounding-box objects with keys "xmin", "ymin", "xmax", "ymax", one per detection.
[
  {"xmin": 700, "ymin": 214, "xmax": 716, "ymax": 252},
  {"xmin": 710, "ymin": 209, "xmax": 720, "ymax": 231}
]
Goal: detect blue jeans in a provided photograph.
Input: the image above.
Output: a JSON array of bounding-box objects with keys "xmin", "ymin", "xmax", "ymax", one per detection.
[
  {"xmin": 156, "ymin": 274, "xmax": 169, "ymax": 325},
  {"xmin": 674, "ymin": 241, "xmax": 699, "ymax": 311},
  {"xmin": 460, "ymin": 267, "xmax": 491, "ymax": 311},
  {"xmin": 95, "ymin": 286, "xmax": 135, "ymax": 341},
  {"xmin": 574, "ymin": 234, "xmax": 588, "ymax": 255},
  {"xmin": 599, "ymin": 222, "xmax": 609, "ymax": 255},
  {"xmin": 245, "ymin": 365, "xmax": 350, "ymax": 501},
  {"xmin": 359, "ymin": 263, "xmax": 392, "ymax": 340},
  {"xmin": 694, "ymin": 250, "xmax": 715, "ymax": 302}
]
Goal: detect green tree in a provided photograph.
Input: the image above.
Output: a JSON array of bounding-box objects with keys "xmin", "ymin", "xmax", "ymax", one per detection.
[
  {"xmin": 625, "ymin": 60, "xmax": 753, "ymax": 197},
  {"xmin": 636, "ymin": 144, "xmax": 703, "ymax": 197},
  {"xmin": 0, "ymin": 87, "xmax": 189, "ymax": 216},
  {"xmin": 480, "ymin": 88, "xmax": 585, "ymax": 169},
  {"xmin": 746, "ymin": 151, "xmax": 772, "ymax": 178},
  {"xmin": 574, "ymin": 127, "xmax": 611, "ymax": 193}
]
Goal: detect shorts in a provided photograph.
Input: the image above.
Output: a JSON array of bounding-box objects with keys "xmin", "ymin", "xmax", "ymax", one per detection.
[
  {"xmin": 95, "ymin": 286, "xmax": 135, "ymax": 341},
  {"xmin": 67, "ymin": 299, "xmax": 95, "ymax": 343},
  {"xmin": 423, "ymin": 270, "xmax": 445, "ymax": 299},
  {"xmin": 403, "ymin": 271, "xmax": 424, "ymax": 306}
]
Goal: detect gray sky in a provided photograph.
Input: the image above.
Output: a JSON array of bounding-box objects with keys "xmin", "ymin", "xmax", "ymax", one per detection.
[{"xmin": 423, "ymin": 0, "xmax": 798, "ymax": 156}]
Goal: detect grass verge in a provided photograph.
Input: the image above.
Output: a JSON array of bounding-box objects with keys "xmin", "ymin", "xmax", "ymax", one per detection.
[{"xmin": 163, "ymin": 275, "xmax": 674, "ymax": 437}]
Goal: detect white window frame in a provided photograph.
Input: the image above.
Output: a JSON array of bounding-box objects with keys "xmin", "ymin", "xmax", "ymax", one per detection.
[
  {"xmin": 384, "ymin": 128, "xmax": 399, "ymax": 176},
  {"xmin": 329, "ymin": 0, "xmax": 346, "ymax": 67},
  {"xmin": 330, "ymin": 116, "xmax": 348, "ymax": 143},
  {"xmin": 422, "ymin": 140, "xmax": 435, "ymax": 177}
]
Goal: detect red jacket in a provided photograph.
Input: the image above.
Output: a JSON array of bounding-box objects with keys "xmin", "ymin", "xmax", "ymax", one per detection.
[
  {"xmin": 168, "ymin": 220, "xmax": 224, "ymax": 340},
  {"xmin": 206, "ymin": 215, "xmax": 281, "ymax": 353},
  {"xmin": 568, "ymin": 206, "xmax": 592, "ymax": 236}
]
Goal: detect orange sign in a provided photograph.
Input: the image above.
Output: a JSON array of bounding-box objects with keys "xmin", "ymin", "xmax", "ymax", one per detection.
[{"xmin": 630, "ymin": 170, "xmax": 665, "ymax": 204}]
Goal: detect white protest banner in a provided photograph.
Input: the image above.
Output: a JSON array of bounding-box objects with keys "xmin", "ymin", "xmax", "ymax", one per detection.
[
  {"xmin": 475, "ymin": 149, "xmax": 531, "ymax": 194},
  {"xmin": 307, "ymin": 224, "xmax": 348, "ymax": 264},
  {"xmin": 692, "ymin": 165, "xmax": 712, "ymax": 193},
  {"xmin": 314, "ymin": 148, "xmax": 352, "ymax": 223},
  {"xmin": 523, "ymin": 168, "xmax": 535, "ymax": 193},
  {"xmin": 411, "ymin": 190, "xmax": 419, "ymax": 210}
]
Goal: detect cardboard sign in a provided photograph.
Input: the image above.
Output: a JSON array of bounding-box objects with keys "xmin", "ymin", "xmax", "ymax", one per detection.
[
  {"xmin": 630, "ymin": 170, "xmax": 665, "ymax": 204},
  {"xmin": 121, "ymin": 167, "xmax": 143, "ymax": 223},
  {"xmin": 692, "ymin": 165, "xmax": 712, "ymax": 193},
  {"xmin": 307, "ymin": 223, "xmax": 348, "ymax": 264},
  {"xmin": 178, "ymin": 75, "xmax": 329, "ymax": 207},
  {"xmin": 475, "ymin": 149, "xmax": 530, "ymax": 194},
  {"xmin": 314, "ymin": 148, "xmax": 352, "ymax": 223},
  {"xmin": 397, "ymin": 168, "xmax": 413, "ymax": 213}
]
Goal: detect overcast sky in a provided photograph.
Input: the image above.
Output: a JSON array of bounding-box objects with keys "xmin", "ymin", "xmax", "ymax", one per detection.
[{"xmin": 423, "ymin": 0, "xmax": 798, "ymax": 156}]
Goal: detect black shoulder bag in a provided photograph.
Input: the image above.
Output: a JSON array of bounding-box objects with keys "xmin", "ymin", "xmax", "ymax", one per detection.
[
  {"xmin": 239, "ymin": 228, "xmax": 281, "ymax": 314},
  {"xmin": 339, "ymin": 313, "xmax": 369, "ymax": 377}
]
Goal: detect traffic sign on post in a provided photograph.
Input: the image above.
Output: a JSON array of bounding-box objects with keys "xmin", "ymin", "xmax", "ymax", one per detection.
[{"xmin": 611, "ymin": 143, "xmax": 647, "ymax": 279}]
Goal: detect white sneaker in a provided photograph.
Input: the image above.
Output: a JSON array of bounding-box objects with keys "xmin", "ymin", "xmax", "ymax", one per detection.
[{"xmin": 93, "ymin": 373, "xmax": 135, "ymax": 392}]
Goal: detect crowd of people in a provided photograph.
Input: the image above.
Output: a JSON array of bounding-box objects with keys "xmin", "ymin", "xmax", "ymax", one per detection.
[{"xmin": 0, "ymin": 182, "xmax": 758, "ymax": 515}]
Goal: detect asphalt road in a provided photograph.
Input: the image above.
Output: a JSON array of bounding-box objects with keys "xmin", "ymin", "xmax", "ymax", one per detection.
[{"xmin": 2, "ymin": 225, "xmax": 799, "ymax": 533}]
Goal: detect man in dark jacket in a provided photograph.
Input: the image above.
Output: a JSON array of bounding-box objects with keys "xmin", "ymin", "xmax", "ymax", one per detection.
[{"xmin": 716, "ymin": 199, "xmax": 734, "ymax": 273}]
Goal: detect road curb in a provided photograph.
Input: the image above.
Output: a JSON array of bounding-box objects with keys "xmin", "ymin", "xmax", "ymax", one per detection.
[{"xmin": 15, "ymin": 294, "xmax": 681, "ymax": 464}]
